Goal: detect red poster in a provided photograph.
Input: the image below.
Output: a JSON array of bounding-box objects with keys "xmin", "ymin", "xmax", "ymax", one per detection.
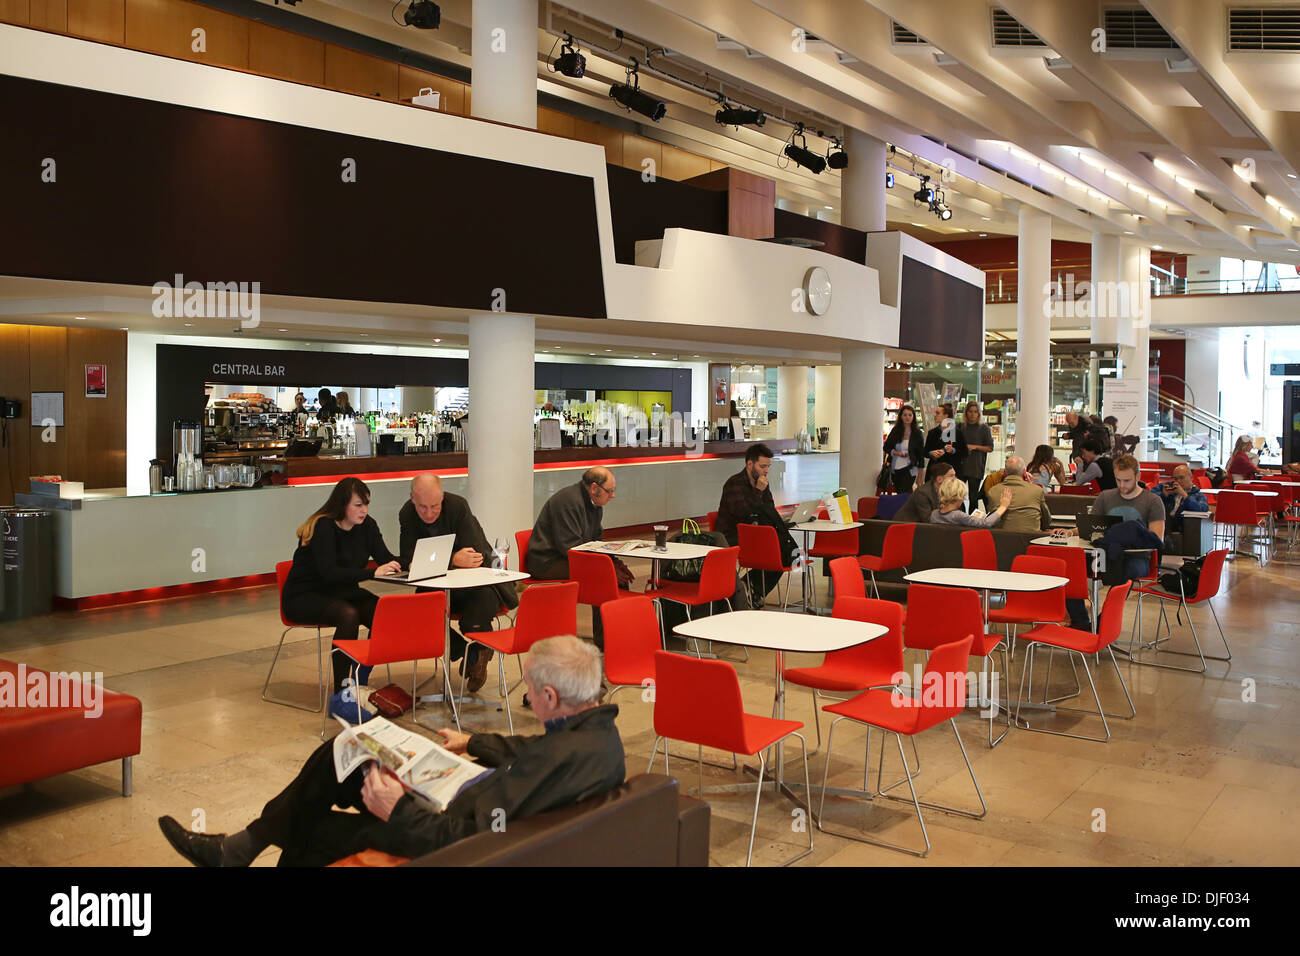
[{"xmin": 85, "ymin": 364, "xmax": 107, "ymax": 398}]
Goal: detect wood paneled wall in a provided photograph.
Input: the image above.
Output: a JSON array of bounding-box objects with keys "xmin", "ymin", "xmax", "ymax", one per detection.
[
  {"xmin": 0, "ymin": 325, "xmax": 127, "ymax": 503},
  {"xmin": 3, "ymin": 0, "xmax": 732, "ymax": 184}
]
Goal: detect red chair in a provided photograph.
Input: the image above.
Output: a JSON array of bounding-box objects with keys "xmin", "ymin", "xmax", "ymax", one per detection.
[
  {"xmin": 263, "ymin": 560, "xmax": 327, "ymax": 713},
  {"xmin": 858, "ymin": 523, "xmax": 916, "ymax": 599},
  {"xmin": 737, "ymin": 523, "xmax": 793, "ymax": 610},
  {"xmin": 784, "ymin": 596, "xmax": 904, "ymax": 751},
  {"xmin": 1027, "ymin": 543, "xmax": 1093, "ymax": 627},
  {"xmin": 514, "ymin": 529, "xmax": 532, "ymax": 571},
  {"xmin": 599, "ymin": 596, "xmax": 661, "ymax": 702},
  {"xmin": 988, "ymin": 555, "xmax": 1068, "ymax": 630},
  {"xmin": 568, "ymin": 549, "xmax": 640, "ymax": 639},
  {"xmin": 325, "ymin": 591, "xmax": 447, "ymax": 738},
  {"xmin": 1128, "ymin": 549, "xmax": 1231, "ymax": 673},
  {"xmin": 1014, "ymin": 582, "xmax": 1136, "ymax": 742},
  {"xmin": 828, "ymin": 556, "xmax": 866, "ymax": 599},
  {"xmin": 815, "ymin": 635, "xmax": 984, "ymax": 857},
  {"xmin": 648, "ymin": 650, "xmax": 812, "ymax": 866},
  {"xmin": 809, "ymin": 509, "xmax": 861, "ymax": 604},
  {"xmin": 904, "ymin": 583, "xmax": 1010, "ymax": 747},
  {"xmin": 1214, "ymin": 490, "xmax": 1267, "ymax": 563},
  {"xmin": 856, "ymin": 497, "xmax": 879, "ymax": 520},
  {"xmin": 461, "ymin": 582, "xmax": 578, "ymax": 732},
  {"xmin": 1194, "ymin": 475, "xmax": 1211, "ymax": 489},
  {"xmin": 706, "ymin": 511, "xmax": 719, "ymax": 532},
  {"xmin": 960, "ymin": 529, "xmax": 998, "ymax": 571},
  {"xmin": 644, "ymin": 547, "xmax": 745, "ymax": 659},
  {"xmin": 1054, "ymin": 485, "xmax": 1093, "ymax": 496}
]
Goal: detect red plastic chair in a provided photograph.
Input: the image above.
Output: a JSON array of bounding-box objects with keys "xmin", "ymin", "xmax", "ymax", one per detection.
[
  {"xmin": 326, "ymin": 591, "xmax": 448, "ymax": 738},
  {"xmin": 858, "ymin": 523, "xmax": 916, "ymax": 599},
  {"xmin": 828, "ymin": 556, "xmax": 866, "ymax": 599},
  {"xmin": 706, "ymin": 511, "xmax": 719, "ymax": 532},
  {"xmin": 568, "ymin": 549, "xmax": 639, "ymax": 635},
  {"xmin": 737, "ymin": 523, "xmax": 793, "ymax": 610},
  {"xmin": 1014, "ymin": 582, "xmax": 1136, "ymax": 742},
  {"xmin": 815, "ymin": 635, "xmax": 984, "ymax": 857},
  {"xmin": 784, "ymin": 596, "xmax": 905, "ymax": 751},
  {"xmin": 1055, "ymin": 484, "xmax": 1093, "ymax": 496},
  {"xmin": 648, "ymin": 650, "xmax": 812, "ymax": 866},
  {"xmin": 1129, "ymin": 549, "xmax": 1231, "ymax": 673},
  {"xmin": 1194, "ymin": 475, "xmax": 1211, "ymax": 489},
  {"xmin": 1027, "ymin": 543, "xmax": 1092, "ymax": 629},
  {"xmin": 904, "ymin": 583, "xmax": 1010, "ymax": 747},
  {"xmin": 988, "ymin": 555, "xmax": 1068, "ymax": 628},
  {"xmin": 263, "ymin": 560, "xmax": 327, "ymax": 712},
  {"xmin": 856, "ymin": 497, "xmax": 879, "ymax": 520},
  {"xmin": 1214, "ymin": 490, "xmax": 1267, "ymax": 563},
  {"xmin": 461, "ymin": 582, "xmax": 578, "ymax": 732},
  {"xmin": 599, "ymin": 596, "xmax": 662, "ymax": 702},
  {"xmin": 644, "ymin": 547, "xmax": 745, "ymax": 659},
  {"xmin": 809, "ymin": 510, "xmax": 862, "ymax": 605},
  {"xmin": 515, "ymin": 529, "xmax": 531, "ymax": 571},
  {"xmin": 960, "ymin": 529, "xmax": 998, "ymax": 571}
]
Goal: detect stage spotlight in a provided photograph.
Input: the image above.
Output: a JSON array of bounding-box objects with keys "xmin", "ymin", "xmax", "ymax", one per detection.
[
  {"xmin": 914, "ymin": 184, "xmax": 934, "ymax": 203},
  {"xmin": 938, "ymin": 205, "xmax": 953, "ymax": 221},
  {"xmin": 716, "ymin": 106, "xmax": 766, "ymax": 127},
  {"xmin": 553, "ymin": 37, "xmax": 586, "ymax": 77},
  {"xmin": 784, "ymin": 128, "xmax": 826, "ymax": 174},
  {"xmin": 610, "ymin": 63, "xmax": 665, "ymax": 121},
  {"xmin": 886, "ymin": 171, "xmax": 895, "ymax": 188},
  {"xmin": 826, "ymin": 140, "xmax": 848, "ymax": 170},
  {"xmin": 403, "ymin": 0, "xmax": 440, "ymax": 29}
]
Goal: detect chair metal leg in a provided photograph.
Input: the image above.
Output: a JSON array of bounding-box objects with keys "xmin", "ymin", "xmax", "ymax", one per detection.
[
  {"xmin": 121, "ymin": 756, "xmax": 133, "ymax": 797},
  {"xmin": 1016, "ymin": 646, "xmax": 1113, "ymax": 742},
  {"xmin": 745, "ymin": 751, "xmax": 767, "ymax": 867},
  {"xmin": 262, "ymin": 625, "xmax": 326, "ymax": 713}
]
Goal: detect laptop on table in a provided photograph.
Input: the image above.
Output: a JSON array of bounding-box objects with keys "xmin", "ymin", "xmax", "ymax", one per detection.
[
  {"xmin": 388, "ymin": 534, "xmax": 456, "ymax": 583},
  {"xmin": 1076, "ymin": 513, "xmax": 1121, "ymax": 542},
  {"xmin": 785, "ymin": 499, "xmax": 822, "ymax": 526}
]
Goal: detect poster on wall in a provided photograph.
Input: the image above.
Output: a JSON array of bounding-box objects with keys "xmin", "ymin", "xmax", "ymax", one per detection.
[
  {"xmin": 1101, "ymin": 378, "xmax": 1145, "ymax": 437},
  {"xmin": 84, "ymin": 364, "xmax": 108, "ymax": 398}
]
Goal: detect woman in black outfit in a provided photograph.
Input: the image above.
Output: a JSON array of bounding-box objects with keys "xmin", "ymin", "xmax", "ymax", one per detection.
[
  {"xmin": 882, "ymin": 404, "xmax": 925, "ymax": 493},
  {"xmin": 281, "ymin": 477, "xmax": 402, "ymax": 693}
]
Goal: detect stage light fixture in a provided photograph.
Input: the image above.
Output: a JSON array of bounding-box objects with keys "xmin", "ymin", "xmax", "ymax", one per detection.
[
  {"xmin": 914, "ymin": 184, "xmax": 934, "ymax": 204},
  {"xmin": 885, "ymin": 171, "xmax": 895, "ymax": 188},
  {"xmin": 609, "ymin": 62, "xmax": 665, "ymax": 121},
  {"xmin": 783, "ymin": 127, "xmax": 826, "ymax": 174},
  {"xmin": 403, "ymin": 0, "xmax": 440, "ymax": 29},
  {"xmin": 553, "ymin": 36, "xmax": 586, "ymax": 77},
  {"xmin": 826, "ymin": 139, "xmax": 848, "ymax": 170},
  {"xmin": 715, "ymin": 106, "xmax": 766, "ymax": 127}
]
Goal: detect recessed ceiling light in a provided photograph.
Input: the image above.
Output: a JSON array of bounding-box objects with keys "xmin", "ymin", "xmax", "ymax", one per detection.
[
  {"xmin": 433, "ymin": 338, "xmax": 441, "ymax": 343},
  {"xmin": 120, "ymin": 327, "xmax": 129, "ymax": 331},
  {"xmin": 359, "ymin": 333, "xmax": 368, "ymax": 336},
  {"xmin": 651, "ymin": 352, "xmax": 657, "ymax": 355},
  {"xmin": 982, "ymin": 217, "xmax": 991, "ymax": 221},
  {"xmin": 1153, "ymin": 244, "xmax": 1162, "ymax": 249},
  {"xmin": 693, "ymin": 354, "xmax": 700, "ymax": 357},
  {"xmin": 588, "ymin": 353, "xmax": 595, "ymax": 356},
  {"xmin": 1289, "ymin": 173, "xmax": 1298, "ymax": 179},
  {"xmin": 979, "ymin": 233, "xmax": 987, "ymax": 237},
  {"xmin": 824, "ymin": 205, "xmax": 833, "ymax": 210},
  {"xmin": 604, "ymin": 349, "xmax": 612, "ymax": 352},
  {"xmin": 75, "ymin": 315, "xmax": 86, "ymax": 320},
  {"xmin": 278, "ymin": 328, "xmax": 288, "ymax": 332},
  {"xmin": 184, "ymin": 323, "xmax": 193, "ymax": 327}
]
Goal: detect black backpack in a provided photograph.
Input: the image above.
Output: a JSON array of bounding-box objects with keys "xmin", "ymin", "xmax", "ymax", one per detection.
[{"xmin": 1159, "ymin": 554, "xmax": 1205, "ymax": 597}]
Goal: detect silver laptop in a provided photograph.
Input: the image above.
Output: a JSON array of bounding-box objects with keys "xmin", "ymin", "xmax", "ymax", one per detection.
[
  {"xmin": 785, "ymin": 499, "xmax": 822, "ymax": 526},
  {"xmin": 390, "ymin": 534, "xmax": 456, "ymax": 583}
]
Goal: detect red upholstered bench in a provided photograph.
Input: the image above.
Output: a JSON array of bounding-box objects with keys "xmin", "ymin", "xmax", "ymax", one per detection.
[{"xmin": 0, "ymin": 659, "xmax": 142, "ymax": 796}]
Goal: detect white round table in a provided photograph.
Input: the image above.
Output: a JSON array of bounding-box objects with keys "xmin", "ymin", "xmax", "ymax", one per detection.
[
  {"xmin": 790, "ymin": 520, "xmax": 863, "ymax": 614},
  {"xmin": 903, "ymin": 567, "xmax": 1069, "ymax": 621}
]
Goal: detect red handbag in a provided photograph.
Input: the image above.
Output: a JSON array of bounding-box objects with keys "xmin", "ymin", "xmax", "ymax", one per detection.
[{"xmin": 368, "ymin": 684, "xmax": 413, "ymax": 717}]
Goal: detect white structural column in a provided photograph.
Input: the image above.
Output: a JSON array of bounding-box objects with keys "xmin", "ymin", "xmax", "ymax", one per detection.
[
  {"xmin": 471, "ymin": 0, "xmax": 538, "ymax": 129},
  {"xmin": 814, "ymin": 365, "xmax": 841, "ymax": 451},
  {"xmin": 1089, "ymin": 233, "xmax": 1125, "ymax": 346},
  {"xmin": 1016, "ymin": 206, "xmax": 1052, "ymax": 454},
  {"xmin": 468, "ymin": 0, "xmax": 538, "ymax": 544},
  {"xmin": 1118, "ymin": 242, "xmax": 1152, "ymax": 455},
  {"xmin": 838, "ymin": 129, "xmax": 888, "ymax": 501},
  {"xmin": 468, "ymin": 313, "xmax": 535, "ymax": 545},
  {"xmin": 778, "ymin": 365, "xmax": 809, "ymax": 437}
]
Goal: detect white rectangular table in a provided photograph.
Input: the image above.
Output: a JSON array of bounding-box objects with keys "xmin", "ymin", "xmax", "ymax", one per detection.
[
  {"xmin": 790, "ymin": 520, "xmax": 863, "ymax": 615},
  {"xmin": 673, "ymin": 610, "xmax": 887, "ymax": 801}
]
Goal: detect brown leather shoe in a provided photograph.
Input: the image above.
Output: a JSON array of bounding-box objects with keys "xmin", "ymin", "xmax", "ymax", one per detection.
[{"xmin": 464, "ymin": 647, "xmax": 494, "ymax": 693}]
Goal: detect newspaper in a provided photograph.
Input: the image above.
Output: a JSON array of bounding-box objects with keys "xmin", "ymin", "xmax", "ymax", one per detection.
[
  {"xmin": 332, "ymin": 716, "xmax": 490, "ymax": 812},
  {"xmin": 577, "ymin": 540, "xmax": 653, "ymax": 554}
]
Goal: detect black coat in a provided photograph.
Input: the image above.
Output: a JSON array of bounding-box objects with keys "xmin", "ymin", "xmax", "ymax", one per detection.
[
  {"xmin": 924, "ymin": 424, "xmax": 969, "ymax": 474},
  {"xmin": 398, "ymin": 494, "xmax": 518, "ymax": 610},
  {"xmin": 386, "ymin": 704, "xmax": 626, "ymax": 858},
  {"xmin": 882, "ymin": 424, "xmax": 925, "ymax": 471}
]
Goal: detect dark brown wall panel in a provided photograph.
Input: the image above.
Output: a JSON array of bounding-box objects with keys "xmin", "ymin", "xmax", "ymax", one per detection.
[
  {"xmin": 0, "ymin": 73, "xmax": 607, "ymax": 318},
  {"xmin": 65, "ymin": 328, "xmax": 127, "ymax": 489},
  {"xmin": 25, "ymin": 326, "xmax": 68, "ymax": 482},
  {"xmin": 0, "ymin": 324, "xmax": 31, "ymax": 503}
]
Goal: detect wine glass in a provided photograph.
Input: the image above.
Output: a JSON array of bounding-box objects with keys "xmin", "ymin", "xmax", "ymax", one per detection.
[{"xmin": 492, "ymin": 537, "xmax": 511, "ymax": 573}]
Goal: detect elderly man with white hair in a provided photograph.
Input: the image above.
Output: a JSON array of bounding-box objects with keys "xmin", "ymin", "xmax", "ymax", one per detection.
[
  {"xmin": 983, "ymin": 456, "xmax": 1052, "ymax": 534},
  {"xmin": 158, "ymin": 636, "xmax": 625, "ymax": 867}
]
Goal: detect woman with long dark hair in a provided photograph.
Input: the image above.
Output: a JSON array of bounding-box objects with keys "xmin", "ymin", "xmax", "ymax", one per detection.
[
  {"xmin": 281, "ymin": 477, "xmax": 401, "ymax": 693},
  {"xmin": 1026, "ymin": 443, "xmax": 1066, "ymax": 489},
  {"xmin": 882, "ymin": 404, "xmax": 925, "ymax": 493}
]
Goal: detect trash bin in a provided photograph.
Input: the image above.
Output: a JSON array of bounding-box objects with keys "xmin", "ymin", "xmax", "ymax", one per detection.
[{"xmin": 1, "ymin": 507, "xmax": 55, "ymax": 620}]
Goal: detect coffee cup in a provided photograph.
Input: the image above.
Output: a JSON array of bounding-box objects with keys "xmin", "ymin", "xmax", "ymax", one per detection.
[{"xmin": 654, "ymin": 525, "xmax": 668, "ymax": 551}]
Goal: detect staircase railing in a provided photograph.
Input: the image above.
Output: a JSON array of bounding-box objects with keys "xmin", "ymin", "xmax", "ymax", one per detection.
[{"xmin": 1151, "ymin": 389, "xmax": 1250, "ymax": 466}]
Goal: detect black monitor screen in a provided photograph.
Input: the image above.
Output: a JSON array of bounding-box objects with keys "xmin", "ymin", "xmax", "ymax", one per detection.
[{"xmin": 898, "ymin": 256, "xmax": 984, "ymax": 360}]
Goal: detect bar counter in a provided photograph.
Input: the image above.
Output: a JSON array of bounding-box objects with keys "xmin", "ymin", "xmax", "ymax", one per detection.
[
  {"xmin": 23, "ymin": 440, "xmax": 805, "ymax": 604},
  {"xmin": 279, "ymin": 437, "xmax": 798, "ymax": 483}
]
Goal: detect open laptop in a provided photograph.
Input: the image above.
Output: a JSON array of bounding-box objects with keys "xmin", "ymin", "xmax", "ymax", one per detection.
[
  {"xmin": 785, "ymin": 499, "xmax": 822, "ymax": 526},
  {"xmin": 388, "ymin": 534, "xmax": 456, "ymax": 584},
  {"xmin": 1077, "ymin": 513, "xmax": 1121, "ymax": 541}
]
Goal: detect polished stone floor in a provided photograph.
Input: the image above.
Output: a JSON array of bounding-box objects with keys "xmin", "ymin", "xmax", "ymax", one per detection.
[{"xmin": 1, "ymin": 534, "xmax": 1297, "ymax": 867}]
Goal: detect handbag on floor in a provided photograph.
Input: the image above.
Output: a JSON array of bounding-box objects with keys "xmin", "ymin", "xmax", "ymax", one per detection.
[{"xmin": 368, "ymin": 684, "xmax": 414, "ymax": 718}]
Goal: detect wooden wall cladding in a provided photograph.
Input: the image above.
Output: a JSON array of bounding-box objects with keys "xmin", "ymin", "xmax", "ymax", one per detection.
[
  {"xmin": 0, "ymin": 0, "xmax": 30, "ymax": 27},
  {"xmin": 324, "ymin": 43, "xmax": 397, "ymax": 100},
  {"xmin": 0, "ymin": 325, "xmax": 127, "ymax": 502},
  {"xmin": 67, "ymin": 0, "xmax": 123, "ymax": 43},
  {"xmin": 125, "ymin": 0, "xmax": 247, "ymax": 68},
  {"xmin": 29, "ymin": 0, "xmax": 66, "ymax": 30},
  {"xmin": 248, "ymin": 20, "xmax": 323, "ymax": 86},
  {"xmin": 399, "ymin": 65, "xmax": 465, "ymax": 116}
]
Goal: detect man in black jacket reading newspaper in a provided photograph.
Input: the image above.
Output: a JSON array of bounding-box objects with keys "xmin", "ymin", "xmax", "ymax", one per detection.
[{"xmin": 157, "ymin": 636, "xmax": 625, "ymax": 866}]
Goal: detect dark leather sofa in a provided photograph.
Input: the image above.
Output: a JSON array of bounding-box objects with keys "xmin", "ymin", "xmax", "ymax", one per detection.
[{"xmin": 405, "ymin": 773, "xmax": 710, "ymax": 866}]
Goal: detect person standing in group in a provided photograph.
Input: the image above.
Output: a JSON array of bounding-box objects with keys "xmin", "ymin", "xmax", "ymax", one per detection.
[
  {"xmin": 281, "ymin": 477, "xmax": 402, "ymax": 695},
  {"xmin": 881, "ymin": 405, "xmax": 925, "ymax": 494},
  {"xmin": 1026, "ymin": 444, "xmax": 1066, "ymax": 490},
  {"xmin": 1063, "ymin": 411, "xmax": 1090, "ymax": 462},
  {"xmin": 959, "ymin": 401, "xmax": 994, "ymax": 512},
  {"xmin": 924, "ymin": 402, "xmax": 968, "ymax": 474}
]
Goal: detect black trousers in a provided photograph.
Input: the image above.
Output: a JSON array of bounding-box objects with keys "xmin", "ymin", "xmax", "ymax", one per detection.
[
  {"xmin": 282, "ymin": 587, "xmax": 379, "ymax": 693},
  {"xmin": 746, "ymin": 569, "xmax": 785, "ymax": 605},
  {"xmin": 446, "ymin": 586, "xmax": 501, "ymax": 661},
  {"xmin": 965, "ymin": 476, "xmax": 984, "ymax": 512},
  {"xmin": 246, "ymin": 740, "xmax": 414, "ymax": 867},
  {"xmin": 1066, "ymin": 597, "xmax": 1093, "ymax": 631},
  {"xmin": 891, "ymin": 468, "xmax": 916, "ymax": 494}
]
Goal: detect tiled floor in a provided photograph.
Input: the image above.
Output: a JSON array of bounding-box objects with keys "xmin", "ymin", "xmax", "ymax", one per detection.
[{"xmin": 2, "ymin": 541, "xmax": 1298, "ymax": 867}]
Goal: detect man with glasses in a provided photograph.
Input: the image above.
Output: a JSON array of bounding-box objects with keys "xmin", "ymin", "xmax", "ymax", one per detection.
[
  {"xmin": 527, "ymin": 466, "xmax": 632, "ymax": 647},
  {"xmin": 1153, "ymin": 464, "xmax": 1209, "ymax": 551}
]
